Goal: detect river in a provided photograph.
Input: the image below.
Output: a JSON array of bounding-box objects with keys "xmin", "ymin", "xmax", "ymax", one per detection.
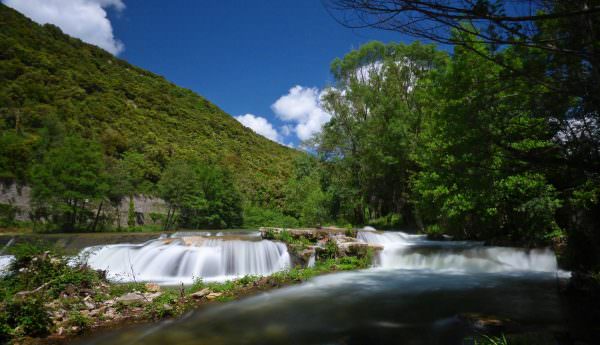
[{"xmin": 37, "ymin": 229, "xmax": 568, "ymax": 345}]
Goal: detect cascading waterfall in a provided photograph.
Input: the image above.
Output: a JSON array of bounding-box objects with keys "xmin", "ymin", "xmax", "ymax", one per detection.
[
  {"xmin": 82, "ymin": 236, "xmax": 291, "ymax": 284},
  {"xmin": 358, "ymin": 230, "xmax": 559, "ymax": 273}
]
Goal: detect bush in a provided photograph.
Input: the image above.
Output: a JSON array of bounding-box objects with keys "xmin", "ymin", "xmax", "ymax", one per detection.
[
  {"xmin": 242, "ymin": 206, "xmax": 299, "ymax": 229},
  {"xmin": 318, "ymin": 239, "xmax": 338, "ymax": 260},
  {"xmin": 0, "ymin": 203, "xmax": 19, "ymax": 228},
  {"xmin": 3, "ymin": 298, "xmax": 51, "ymax": 337},
  {"xmin": 368, "ymin": 213, "xmax": 403, "ymax": 230},
  {"xmin": 145, "ymin": 291, "xmax": 179, "ymax": 319},
  {"xmin": 67, "ymin": 311, "xmax": 92, "ymax": 331}
]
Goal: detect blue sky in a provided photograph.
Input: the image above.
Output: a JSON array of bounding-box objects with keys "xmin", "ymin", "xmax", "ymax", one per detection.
[{"xmin": 4, "ymin": 0, "xmax": 411, "ymax": 147}]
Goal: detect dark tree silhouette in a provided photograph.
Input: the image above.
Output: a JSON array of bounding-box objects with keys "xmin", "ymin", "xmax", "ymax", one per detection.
[{"xmin": 324, "ymin": 0, "xmax": 600, "ymax": 58}]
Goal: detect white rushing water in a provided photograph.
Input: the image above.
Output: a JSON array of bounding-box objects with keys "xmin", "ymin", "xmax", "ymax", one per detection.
[
  {"xmin": 77, "ymin": 229, "xmax": 563, "ymax": 285},
  {"xmin": 0, "ymin": 255, "xmax": 13, "ymax": 275},
  {"xmin": 358, "ymin": 231, "xmax": 559, "ymax": 273},
  {"xmin": 82, "ymin": 237, "xmax": 291, "ymax": 284}
]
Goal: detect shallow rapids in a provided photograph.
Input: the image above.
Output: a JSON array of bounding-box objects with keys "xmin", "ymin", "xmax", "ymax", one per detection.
[{"xmin": 81, "ymin": 231, "xmax": 290, "ymax": 284}]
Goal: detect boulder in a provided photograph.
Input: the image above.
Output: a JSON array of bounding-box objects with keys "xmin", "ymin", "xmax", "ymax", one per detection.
[
  {"xmin": 116, "ymin": 292, "xmax": 146, "ymax": 305},
  {"xmin": 83, "ymin": 300, "xmax": 95, "ymax": 310},
  {"xmin": 206, "ymin": 292, "xmax": 223, "ymax": 300},
  {"xmin": 190, "ymin": 288, "xmax": 211, "ymax": 299}
]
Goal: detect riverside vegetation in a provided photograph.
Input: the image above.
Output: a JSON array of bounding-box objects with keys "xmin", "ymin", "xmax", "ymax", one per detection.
[{"xmin": 0, "ymin": 231, "xmax": 372, "ymax": 344}]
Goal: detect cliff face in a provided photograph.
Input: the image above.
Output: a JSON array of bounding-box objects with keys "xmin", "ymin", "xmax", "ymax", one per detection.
[{"xmin": 0, "ymin": 183, "xmax": 166, "ymax": 227}]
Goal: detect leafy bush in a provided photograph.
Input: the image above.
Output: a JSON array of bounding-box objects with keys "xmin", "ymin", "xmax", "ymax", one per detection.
[
  {"xmin": 67, "ymin": 311, "xmax": 92, "ymax": 331},
  {"xmin": 368, "ymin": 213, "xmax": 404, "ymax": 230},
  {"xmin": 145, "ymin": 291, "xmax": 179, "ymax": 319},
  {"xmin": 243, "ymin": 206, "xmax": 300, "ymax": 229},
  {"xmin": 3, "ymin": 298, "xmax": 51, "ymax": 338},
  {"xmin": 0, "ymin": 203, "xmax": 19, "ymax": 227}
]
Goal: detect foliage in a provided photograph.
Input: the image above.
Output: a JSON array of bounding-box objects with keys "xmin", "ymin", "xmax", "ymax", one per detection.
[
  {"xmin": 242, "ymin": 205, "xmax": 299, "ymax": 229},
  {"xmin": 367, "ymin": 213, "xmax": 403, "ymax": 230},
  {"xmin": 412, "ymin": 37, "xmax": 562, "ymax": 244},
  {"xmin": 29, "ymin": 135, "xmax": 108, "ymax": 232},
  {"xmin": 474, "ymin": 335, "xmax": 508, "ymax": 345},
  {"xmin": 281, "ymin": 155, "xmax": 333, "ymax": 226},
  {"xmin": 0, "ymin": 203, "xmax": 18, "ymax": 227},
  {"xmin": 2, "ymin": 297, "xmax": 51, "ymax": 338},
  {"xmin": 127, "ymin": 197, "xmax": 136, "ymax": 228},
  {"xmin": 0, "ymin": 4, "xmax": 299, "ymax": 230},
  {"xmin": 67, "ymin": 311, "xmax": 92, "ymax": 331},
  {"xmin": 317, "ymin": 41, "xmax": 448, "ymax": 225},
  {"xmin": 158, "ymin": 159, "xmax": 243, "ymax": 229},
  {"xmin": 145, "ymin": 291, "xmax": 180, "ymax": 320}
]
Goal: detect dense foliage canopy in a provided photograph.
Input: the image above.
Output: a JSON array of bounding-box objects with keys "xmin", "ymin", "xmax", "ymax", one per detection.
[{"xmin": 0, "ymin": 4, "xmax": 298, "ymax": 204}]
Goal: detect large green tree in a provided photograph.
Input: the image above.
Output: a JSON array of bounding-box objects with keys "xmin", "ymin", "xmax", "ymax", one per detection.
[
  {"xmin": 413, "ymin": 37, "xmax": 562, "ymax": 243},
  {"xmin": 317, "ymin": 41, "xmax": 447, "ymax": 224},
  {"xmin": 30, "ymin": 136, "xmax": 108, "ymax": 231},
  {"xmin": 158, "ymin": 160, "xmax": 243, "ymax": 229}
]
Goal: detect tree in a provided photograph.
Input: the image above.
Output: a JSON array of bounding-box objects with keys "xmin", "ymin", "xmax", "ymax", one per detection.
[
  {"xmin": 325, "ymin": 1, "xmax": 600, "ymax": 58},
  {"xmin": 30, "ymin": 136, "xmax": 108, "ymax": 231},
  {"xmin": 413, "ymin": 37, "xmax": 562, "ymax": 243},
  {"xmin": 158, "ymin": 160, "xmax": 243, "ymax": 230},
  {"xmin": 283, "ymin": 155, "xmax": 332, "ymax": 226},
  {"xmin": 105, "ymin": 151, "xmax": 153, "ymax": 229},
  {"xmin": 317, "ymin": 41, "xmax": 447, "ymax": 224}
]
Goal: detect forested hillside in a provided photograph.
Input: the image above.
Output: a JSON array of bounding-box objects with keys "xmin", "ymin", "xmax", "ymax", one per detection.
[{"xmin": 0, "ymin": 4, "xmax": 300, "ymax": 223}]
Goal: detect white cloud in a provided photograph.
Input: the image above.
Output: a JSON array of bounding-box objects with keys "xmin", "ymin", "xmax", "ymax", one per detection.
[
  {"xmin": 280, "ymin": 125, "xmax": 293, "ymax": 137},
  {"xmin": 3, "ymin": 0, "xmax": 125, "ymax": 55},
  {"xmin": 235, "ymin": 114, "xmax": 281, "ymax": 143},
  {"xmin": 271, "ymin": 86, "xmax": 332, "ymax": 141}
]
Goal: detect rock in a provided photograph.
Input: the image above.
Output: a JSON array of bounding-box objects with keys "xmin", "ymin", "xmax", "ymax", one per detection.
[
  {"xmin": 116, "ymin": 292, "xmax": 146, "ymax": 305},
  {"xmin": 162, "ymin": 303, "xmax": 173, "ymax": 311},
  {"xmin": 190, "ymin": 288, "xmax": 211, "ymax": 299},
  {"xmin": 104, "ymin": 308, "xmax": 117, "ymax": 319},
  {"xmin": 83, "ymin": 301, "xmax": 95, "ymax": 310},
  {"xmin": 144, "ymin": 292, "xmax": 161, "ymax": 301},
  {"xmin": 57, "ymin": 327, "xmax": 65, "ymax": 336},
  {"xmin": 52, "ymin": 310, "xmax": 66, "ymax": 320},
  {"xmin": 145, "ymin": 283, "xmax": 161, "ymax": 292},
  {"xmin": 89, "ymin": 306, "xmax": 106, "ymax": 317},
  {"xmin": 205, "ymin": 292, "xmax": 223, "ymax": 300}
]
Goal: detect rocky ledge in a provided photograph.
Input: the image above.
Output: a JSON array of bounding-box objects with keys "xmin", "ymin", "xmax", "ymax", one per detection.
[{"xmin": 259, "ymin": 227, "xmax": 383, "ymax": 266}]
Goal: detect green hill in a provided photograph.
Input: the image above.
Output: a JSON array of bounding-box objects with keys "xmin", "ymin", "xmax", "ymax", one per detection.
[{"xmin": 0, "ymin": 4, "xmax": 299, "ymax": 205}]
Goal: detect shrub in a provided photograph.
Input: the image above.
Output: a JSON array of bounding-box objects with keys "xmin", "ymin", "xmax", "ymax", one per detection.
[
  {"xmin": 3, "ymin": 298, "xmax": 51, "ymax": 337},
  {"xmin": 0, "ymin": 203, "xmax": 19, "ymax": 228},
  {"xmin": 242, "ymin": 206, "xmax": 299, "ymax": 229},
  {"xmin": 67, "ymin": 311, "xmax": 92, "ymax": 331},
  {"xmin": 145, "ymin": 292, "xmax": 179, "ymax": 319}
]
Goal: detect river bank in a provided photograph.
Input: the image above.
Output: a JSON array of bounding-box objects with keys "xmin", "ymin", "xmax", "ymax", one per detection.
[{"xmin": 0, "ymin": 228, "xmax": 374, "ymax": 344}]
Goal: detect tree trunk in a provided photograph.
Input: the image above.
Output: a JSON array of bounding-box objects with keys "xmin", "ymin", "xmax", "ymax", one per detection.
[{"xmin": 90, "ymin": 200, "xmax": 103, "ymax": 232}]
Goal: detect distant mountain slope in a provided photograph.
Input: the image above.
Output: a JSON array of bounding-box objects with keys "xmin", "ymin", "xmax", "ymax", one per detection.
[{"xmin": 0, "ymin": 4, "xmax": 298, "ymax": 203}]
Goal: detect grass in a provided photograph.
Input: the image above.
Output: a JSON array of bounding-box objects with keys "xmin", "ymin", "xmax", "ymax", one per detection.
[{"xmin": 474, "ymin": 335, "xmax": 508, "ymax": 345}]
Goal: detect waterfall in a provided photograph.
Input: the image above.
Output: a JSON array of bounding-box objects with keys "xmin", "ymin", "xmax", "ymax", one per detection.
[
  {"xmin": 82, "ymin": 237, "xmax": 291, "ymax": 285},
  {"xmin": 0, "ymin": 255, "xmax": 13, "ymax": 275},
  {"xmin": 357, "ymin": 230, "xmax": 427, "ymax": 245},
  {"xmin": 358, "ymin": 231, "xmax": 558, "ymax": 273}
]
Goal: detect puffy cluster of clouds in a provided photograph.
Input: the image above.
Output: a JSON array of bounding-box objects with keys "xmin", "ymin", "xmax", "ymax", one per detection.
[
  {"xmin": 271, "ymin": 86, "xmax": 332, "ymax": 141},
  {"xmin": 235, "ymin": 86, "xmax": 332, "ymax": 147},
  {"xmin": 3, "ymin": 0, "xmax": 125, "ymax": 55},
  {"xmin": 234, "ymin": 114, "xmax": 281, "ymax": 143}
]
